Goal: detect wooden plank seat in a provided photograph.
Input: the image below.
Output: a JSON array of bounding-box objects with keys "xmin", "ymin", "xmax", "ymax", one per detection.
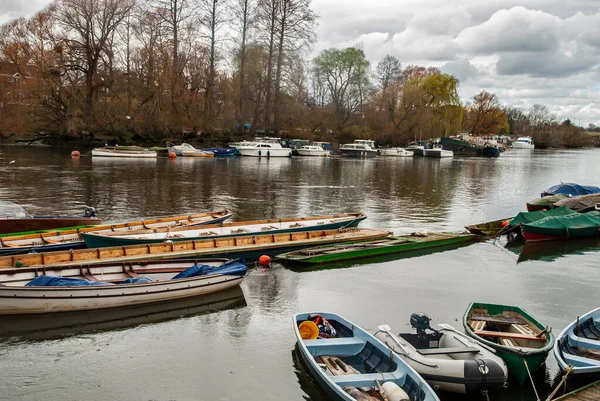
[
  {"xmin": 417, "ymin": 347, "xmax": 480, "ymax": 356},
  {"xmin": 305, "ymin": 337, "xmax": 365, "ymax": 356},
  {"xmin": 500, "ymin": 338, "xmax": 517, "ymax": 347},
  {"xmin": 330, "ymin": 372, "xmax": 400, "ymax": 387},
  {"xmin": 511, "ymin": 323, "xmax": 537, "ymax": 336},
  {"xmin": 469, "ymin": 320, "xmax": 487, "ymax": 331},
  {"xmin": 470, "ymin": 313, "xmax": 527, "ymax": 325},
  {"xmin": 474, "ymin": 330, "xmax": 547, "ymax": 341}
]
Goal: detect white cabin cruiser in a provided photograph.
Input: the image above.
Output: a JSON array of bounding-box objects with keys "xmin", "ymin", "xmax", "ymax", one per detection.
[
  {"xmin": 512, "ymin": 137, "xmax": 535, "ymax": 149},
  {"xmin": 297, "ymin": 145, "xmax": 330, "ymax": 156},
  {"xmin": 237, "ymin": 137, "xmax": 292, "ymax": 157},
  {"xmin": 380, "ymin": 147, "xmax": 414, "ymax": 157}
]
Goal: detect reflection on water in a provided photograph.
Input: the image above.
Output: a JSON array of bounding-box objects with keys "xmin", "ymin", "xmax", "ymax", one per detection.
[
  {"xmin": 0, "ymin": 286, "xmax": 246, "ymax": 342},
  {"xmin": 0, "ymin": 147, "xmax": 599, "ymax": 401},
  {"xmin": 506, "ymin": 237, "xmax": 600, "ymax": 264}
]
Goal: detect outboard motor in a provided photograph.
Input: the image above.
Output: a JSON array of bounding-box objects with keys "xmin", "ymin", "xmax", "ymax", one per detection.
[
  {"xmin": 410, "ymin": 312, "xmax": 438, "ymax": 341},
  {"xmin": 83, "ymin": 206, "xmax": 97, "ymax": 217}
]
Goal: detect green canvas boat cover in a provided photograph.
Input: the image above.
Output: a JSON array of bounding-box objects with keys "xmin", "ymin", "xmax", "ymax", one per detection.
[
  {"xmin": 523, "ymin": 211, "xmax": 600, "ymax": 237},
  {"xmin": 510, "ymin": 206, "xmax": 577, "ymax": 226},
  {"xmin": 527, "ymin": 194, "xmax": 568, "ymax": 207}
]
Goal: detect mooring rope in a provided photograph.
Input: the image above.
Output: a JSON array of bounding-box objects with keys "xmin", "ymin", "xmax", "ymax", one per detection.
[{"xmin": 523, "ymin": 358, "xmax": 541, "ymax": 401}]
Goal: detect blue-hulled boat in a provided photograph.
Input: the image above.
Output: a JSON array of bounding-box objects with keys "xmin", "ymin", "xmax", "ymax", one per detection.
[
  {"xmin": 205, "ymin": 147, "xmax": 237, "ymax": 157},
  {"xmin": 554, "ymin": 306, "xmax": 600, "ymax": 387},
  {"xmin": 293, "ymin": 312, "xmax": 440, "ymax": 401},
  {"xmin": 541, "ymin": 183, "xmax": 600, "ymax": 198}
]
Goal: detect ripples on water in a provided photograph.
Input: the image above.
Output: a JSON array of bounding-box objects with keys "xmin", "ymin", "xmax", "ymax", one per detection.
[{"xmin": 0, "ymin": 147, "xmax": 599, "ymax": 401}]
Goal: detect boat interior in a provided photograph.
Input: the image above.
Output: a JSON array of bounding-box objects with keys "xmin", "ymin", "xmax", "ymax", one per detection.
[
  {"xmin": 467, "ymin": 307, "xmax": 547, "ymax": 349},
  {"xmin": 559, "ymin": 316, "xmax": 600, "ymax": 362},
  {"xmin": 297, "ymin": 317, "xmax": 426, "ymax": 401}
]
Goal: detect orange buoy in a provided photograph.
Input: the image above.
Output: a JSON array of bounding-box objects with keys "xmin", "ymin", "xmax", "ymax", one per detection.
[
  {"xmin": 501, "ymin": 220, "xmax": 510, "ymax": 227},
  {"xmin": 169, "ymin": 152, "xmax": 177, "ymax": 159},
  {"xmin": 258, "ymin": 255, "xmax": 271, "ymax": 266},
  {"xmin": 71, "ymin": 150, "xmax": 81, "ymax": 157}
]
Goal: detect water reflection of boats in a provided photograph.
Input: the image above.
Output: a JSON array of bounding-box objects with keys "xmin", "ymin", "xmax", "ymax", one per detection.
[
  {"xmin": 507, "ymin": 237, "xmax": 600, "ymax": 263},
  {"xmin": 0, "ymin": 285, "xmax": 246, "ymax": 341}
]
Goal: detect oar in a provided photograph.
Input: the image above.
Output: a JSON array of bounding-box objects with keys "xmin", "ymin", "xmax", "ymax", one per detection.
[
  {"xmin": 437, "ymin": 323, "xmax": 497, "ymax": 354},
  {"xmin": 377, "ymin": 325, "xmax": 409, "ymax": 355}
]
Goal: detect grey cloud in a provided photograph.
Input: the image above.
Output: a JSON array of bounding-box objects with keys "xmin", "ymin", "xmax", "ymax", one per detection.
[
  {"xmin": 496, "ymin": 51, "xmax": 592, "ymax": 78},
  {"xmin": 441, "ymin": 59, "xmax": 480, "ymax": 82}
]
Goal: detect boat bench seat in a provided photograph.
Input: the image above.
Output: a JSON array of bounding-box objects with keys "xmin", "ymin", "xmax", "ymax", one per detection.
[
  {"xmin": 305, "ymin": 338, "xmax": 365, "ymax": 356},
  {"xmin": 330, "ymin": 372, "xmax": 401, "ymax": 388},
  {"xmin": 417, "ymin": 347, "xmax": 480, "ymax": 356},
  {"xmin": 511, "ymin": 324, "xmax": 536, "ymax": 336},
  {"xmin": 469, "ymin": 320, "xmax": 487, "ymax": 331},
  {"xmin": 500, "ymin": 338, "xmax": 517, "ymax": 347},
  {"xmin": 568, "ymin": 332, "xmax": 600, "ymax": 351}
]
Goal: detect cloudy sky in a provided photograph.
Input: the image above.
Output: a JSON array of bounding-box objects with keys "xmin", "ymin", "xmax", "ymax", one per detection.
[{"xmin": 2, "ymin": 0, "xmax": 600, "ymax": 125}]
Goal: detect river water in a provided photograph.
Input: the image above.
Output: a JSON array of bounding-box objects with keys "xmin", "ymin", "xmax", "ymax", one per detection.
[{"xmin": 0, "ymin": 146, "xmax": 598, "ymax": 401}]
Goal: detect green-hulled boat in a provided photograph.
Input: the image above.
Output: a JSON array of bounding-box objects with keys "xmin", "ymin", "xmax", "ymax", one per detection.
[
  {"xmin": 463, "ymin": 302, "xmax": 554, "ymax": 386},
  {"xmin": 465, "ymin": 217, "xmax": 513, "ymax": 237},
  {"xmin": 275, "ymin": 232, "xmax": 476, "ymax": 264}
]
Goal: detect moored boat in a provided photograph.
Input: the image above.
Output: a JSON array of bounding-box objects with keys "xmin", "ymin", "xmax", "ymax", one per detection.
[
  {"xmin": 553, "ymin": 380, "xmax": 600, "ymax": 401},
  {"xmin": 339, "ymin": 143, "xmax": 377, "ymax": 158},
  {"xmin": 554, "ymin": 306, "xmax": 600, "ymax": 387},
  {"xmin": 0, "ymin": 201, "xmax": 102, "ymax": 235},
  {"xmin": 0, "ymin": 228, "xmax": 391, "ymax": 268},
  {"xmin": 204, "ymin": 147, "xmax": 237, "ymax": 157},
  {"xmin": 0, "ymin": 209, "xmax": 232, "ymax": 255},
  {"xmin": 463, "ymin": 302, "xmax": 554, "ymax": 385},
  {"xmin": 293, "ymin": 312, "xmax": 440, "ymax": 401},
  {"xmin": 237, "ymin": 137, "xmax": 293, "ymax": 157},
  {"xmin": 512, "ymin": 137, "xmax": 535, "ymax": 149},
  {"xmin": 423, "ymin": 146, "xmax": 453, "ymax": 158},
  {"xmin": 440, "ymin": 137, "xmax": 500, "ymax": 157},
  {"xmin": 541, "ymin": 183, "xmax": 600, "ymax": 198},
  {"xmin": 81, "ymin": 213, "xmax": 367, "ymax": 248},
  {"xmin": 553, "ymin": 193, "xmax": 600, "ymax": 213},
  {"xmin": 276, "ymin": 232, "xmax": 476, "ymax": 264},
  {"xmin": 0, "ymin": 258, "xmax": 247, "ymax": 314},
  {"xmin": 521, "ymin": 211, "xmax": 600, "ymax": 243},
  {"xmin": 465, "ymin": 217, "xmax": 514, "ymax": 237},
  {"xmin": 526, "ymin": 194, "xmax": 569, "ymax": 212},
  {"xmin": 91, "ymin": 148, "xmax": 157, "ymax": 158},
  {"xmin": 181, "ymin": 149, "xmax": 214, "ymax": 157},
  {"xmin": 166, "ymin": 142, "xmax": 196, "ymax": 156},
  {"xmin": 374, "ymin": 313, "xmax": 508, "ymax": 394},
  {"xmin": 297, "ymin": 145, "xmax": 330, "ymax": 156},
  {"xmin": 380, "ymin": 147, "xmax": 413, "ymax": 157}
]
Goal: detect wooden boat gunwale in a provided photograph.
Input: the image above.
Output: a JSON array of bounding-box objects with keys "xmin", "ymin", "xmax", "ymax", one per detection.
[
  {"xmin": 276, "ymin": 232, "xmax": 477, "ymax": 264},
  {"xmin": 0, "ymin": 228, "xmax": 391, "ymax": 269},
  {"xmin": 0, "ymin": 210, "xmax": 233, "ymax": 253},
  {"xmin": 465, "ymin": 217, "xmax": 514, "ymax": 237}
]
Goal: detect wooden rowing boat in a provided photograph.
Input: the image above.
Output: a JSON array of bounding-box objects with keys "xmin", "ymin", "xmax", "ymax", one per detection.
[
  {"xmin": 463, "ymin": 302, "xmax": 554, "ymax": 385},
  {"xmin": 91, "ymin": 148, "xmax": 157, "ymax": 158},
  {"xmin": 0, "ymin": 209, "xmax": 232, "ymax": 255},
  {"xmin": 0, "ymin": 201, "xmax": 102, "ymax": 235},
  {"xmin": 80, "ymin": 213, "xmax": 366, "ymax": 248},
  {"xmin": 465, "ymin": 217, "xmax": 513, "ymax": 237},
  {"xmin": 293, "ymin": 312, "xmax": 440, "ymax": 401},
  {"xmin": 553, "ymin": 379, "xmax": 600, "ymax": 400},
  {"xmin": 276, "ymin": 232, "xmax": 476, "ymax": 264},
  {"xmin": 0, "ymin": 228, "xmax": 391, "ymax": 269},
  {"xmin": 0, "ymin": 258, "xmax": 247, "ymax": 314}
]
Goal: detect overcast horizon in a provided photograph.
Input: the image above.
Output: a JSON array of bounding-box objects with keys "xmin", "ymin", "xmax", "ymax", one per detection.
[{"xmin": 2, "ymin": 0, "xmax": 600, "ymax": 126}]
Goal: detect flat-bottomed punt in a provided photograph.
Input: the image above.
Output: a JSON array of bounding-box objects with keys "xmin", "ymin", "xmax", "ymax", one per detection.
[
  {"xmin": 81, "ymin": 213, "xmax": 367, "ymax": 248},
  {"xmin": 275, "ymin": 232, "xmax": 476, "ymax": 264},
  {"xmin": 0, "ymin": 210, "xmax": 232, "ymax": 255},
  {"xmin": 463, "ymin": 302, "xmax": 554, "ymax": 385},
  {"xmin": 554, "ymin": 306, "xmax": 600, "ymax": 386},
  {"xmin": 0, "ymin": 258, "xmax": 247, "ymax": 314},
  {"xmin": 0, "ymin": 201, "xmax": 102, "ymax": 235},
  {"xmin": 0, "ymin": 228, "xmax": 391, "ymax": 269},
  {"xmin": 294, "ymin": 312, "xmax": 440, "ymax": 401},
  {"xmin": 465, "ymin": 217, "xmax": 514, "ymax": 237}
]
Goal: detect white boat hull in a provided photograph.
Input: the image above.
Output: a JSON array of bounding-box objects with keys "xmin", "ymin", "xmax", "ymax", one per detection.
[
  {"xmin": 380, "ymin": 148, "xmax": 413, "ymax": 157},
  {"xmin": 92, "ymin": 149, "xmax": 157, "ymax": 158},
  {"xmin": 0, "ymin": 259, "xmax": 246, "ymax": 314},
  {"xmin": 423, "ymin": 149, "xmax": 453, "ymax": 158},
  {"xmin": 238, "ymin": 148, "xmax": 292, "ymax": 157},
  {"xmin": 297, "ymin": 149, "xmax": 328, "ymax": 156},
  {"xmin": 512, "ymin": 143, "xmax": 535, "ymax": 149}
]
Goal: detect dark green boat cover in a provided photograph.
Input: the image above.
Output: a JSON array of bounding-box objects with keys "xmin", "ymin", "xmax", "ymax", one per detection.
[
  {"xmin": 510, "ymin": 206, "xmax": 577, "ymax": 226},
  {"xmin": 527, "ymin": 194, "xmax": 568, "ymax": 207},
  {"xmin": 523, "ymin": 211, "xmax": 600, "ymax": 237}
]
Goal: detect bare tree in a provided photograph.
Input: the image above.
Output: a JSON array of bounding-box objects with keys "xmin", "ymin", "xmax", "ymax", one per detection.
[
  {"xmin": 375, "ymin": 54, "xmax": 401, "ymax": 90},
  {"xmin": 58, "ymin": 0, "xmax": 135, "ymax": 135}
]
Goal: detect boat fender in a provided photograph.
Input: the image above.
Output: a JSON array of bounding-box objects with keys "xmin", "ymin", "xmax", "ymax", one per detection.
[
  {"xmin": 267, "ymin": 150, "xmax": 270, "ymax": 158},
  {"xmin": 258, "ymin": 150, "xmax": 262, "ymax": 157},
  {"xmin": 381, "ymin": 382, "xmax": 410, "ymax": 401}
]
